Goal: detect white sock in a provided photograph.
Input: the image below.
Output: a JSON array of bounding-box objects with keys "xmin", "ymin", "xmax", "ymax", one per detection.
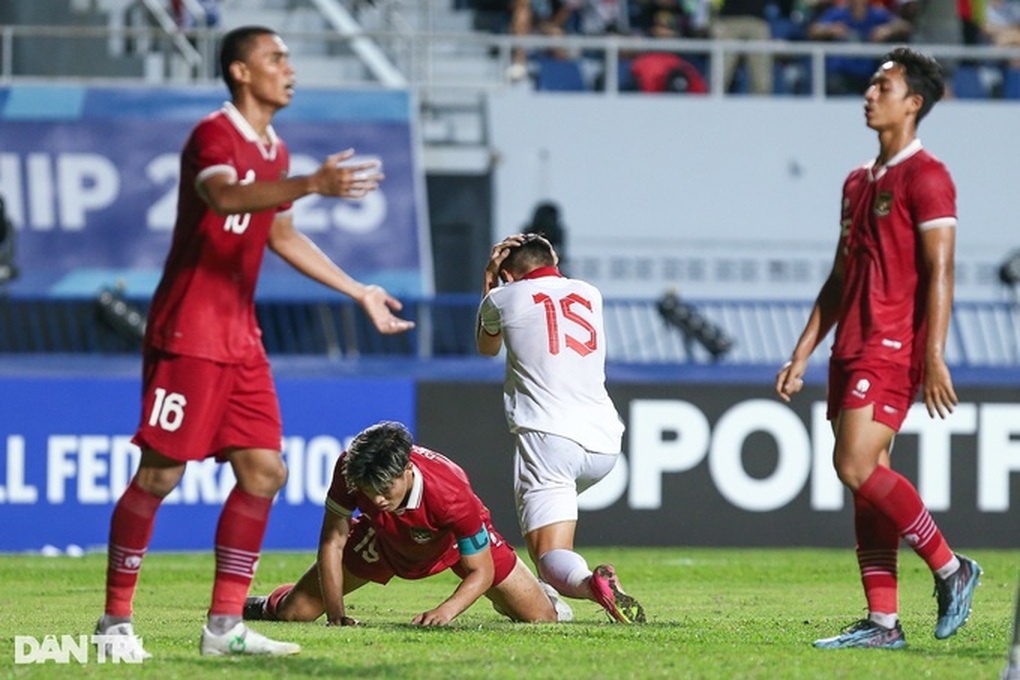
[
  {"xmin": 869, "ymin": 611, "xmax": 898, "ymax": 629},
  {"xmin": 538, "ymin": 549, "xmax": 592, "ymax": 600},
  {"xmin": 935, "ymin": 555, "xmax": 961, "ymax": 581}
]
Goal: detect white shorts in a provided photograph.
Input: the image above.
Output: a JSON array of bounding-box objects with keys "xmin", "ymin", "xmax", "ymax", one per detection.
[{"xmin": 514, "ymin": 430, "xmax": 619, "ymax": 535}]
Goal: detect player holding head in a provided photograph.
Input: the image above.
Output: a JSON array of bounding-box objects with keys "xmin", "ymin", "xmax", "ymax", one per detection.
[
  {"xmin": 776, "ymin": 46, "xmax": 980, "ymax": 649},
  {"xmin": 476, "ymin": 233, "xmax": 645, "ymax": 624},
  {"xmin": 244, "ymin": 421, "xmax": 562, "ymax": 626},
  {"xmin": 94, "ymin": 26, "xmax": 414, "ymax": 659}
]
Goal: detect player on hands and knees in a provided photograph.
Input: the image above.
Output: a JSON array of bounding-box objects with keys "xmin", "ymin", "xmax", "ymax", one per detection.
[
  {"xmin": 476, "ymin": 234, "xmax": 644, "ymax": 624},
  {"xmin": 245, "ymin": 421, "xmax": 560, "ymax": 626},
  {"xmin": 777, "ymin": 47, "xmax": 980, "ymax": 650}
]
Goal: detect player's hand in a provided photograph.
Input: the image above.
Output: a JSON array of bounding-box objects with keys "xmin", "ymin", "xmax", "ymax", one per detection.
[
  {"xmin": 326, "ymin": 615, "xmax": 361, "ymax": 627},
  {"xmin": 775, "ymin": 359, "xmax": 807, "ymax": 403},
  {"xmin": 360, "ymin": 284, "xmax": 415, "ymax": 335},
  {"xmin": 828, "ymin": 22, "xmax": 850, "ymax": 39},
  {"xmin": 312, "ymin": 149, "xmax": 384, "ymax": 199},
  {"xmin": 923, "ymin": 357, "xmax": 958, "ymax": 419},
  {"xmin": 483, "ymin": 234, "xmax": 527, "ymax": 291},
  {"xmin": 410, "ymin": 608, "xmax": 454, "ymax": 626}
]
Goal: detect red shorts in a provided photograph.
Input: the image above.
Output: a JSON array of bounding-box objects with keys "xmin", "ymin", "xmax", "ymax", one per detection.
[
  {"xmin": 132, "ymin": 348, "xmax": 282, "ymax": 461},
  {"xmin": 827, "ymin": 358, "xmax": 918, "ymax": 431},
  {"xmin": 342, "ymin": 516, "xmax": 519, "ymax": 586}
]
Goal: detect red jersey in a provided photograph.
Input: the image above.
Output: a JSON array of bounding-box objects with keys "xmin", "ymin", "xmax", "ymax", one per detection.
[
  {"xmin": 144, "ymin": 103, "xmax": 292, "ymax": 363},
  {"xmin": 832, "ymin": 140, "xmax": 956, "ymax": 370},
  {"xmin": 325, "ymin": 446, "xmax": 490, "ymax": 580}
]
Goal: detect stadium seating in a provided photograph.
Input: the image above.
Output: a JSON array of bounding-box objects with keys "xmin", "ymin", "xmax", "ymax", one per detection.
[
  {"xmin": 1005, "ymin": 68, "xmax": 1020, "ymax": 99},
  {"xmin": 533, "ymin": 57, "xmax": 587, "ymax": 92},
  {"xmin": 952, "ymin": 65, "xmax": 990, "ymax": 100}
]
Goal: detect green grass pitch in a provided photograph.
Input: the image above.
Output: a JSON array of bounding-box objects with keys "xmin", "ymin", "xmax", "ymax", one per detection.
[{"xmin": 1, "ymin": 547, "xmax": 1017, "ymax": 678}]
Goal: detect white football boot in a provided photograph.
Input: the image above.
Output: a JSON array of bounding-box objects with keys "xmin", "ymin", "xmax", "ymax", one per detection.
[
  {"xmin": 94, "ymin": 618, "xmax": 152, "ymax": 661},
  {"xmin": 200, "ymin": 622, "xmax": 300, "ymax": 657}
]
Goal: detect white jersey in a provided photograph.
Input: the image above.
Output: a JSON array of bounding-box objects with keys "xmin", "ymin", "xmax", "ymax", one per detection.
[{"xmin": 478, "ymin": 268, "xmax": 624, "ymax": 453}]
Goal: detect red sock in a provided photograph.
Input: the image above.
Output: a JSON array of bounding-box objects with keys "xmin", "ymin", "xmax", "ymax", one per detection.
[
  {"xmin": 209, "ymin": 488, "xmax": 272, "ymax": 617},
  {"xmin": 266, "ymin": 583, "xmax": 295, "ymax": 620},
  {"xmin": 856, "ymin": 465, "xmax": 954, "ymax": 573},
  {"xmin": 105, "ymin": 480, "xmax": 163, "ymax": 617},
  {"xmin": 854, "ymin": 494, "xmax": 899, "ymax": 617}
]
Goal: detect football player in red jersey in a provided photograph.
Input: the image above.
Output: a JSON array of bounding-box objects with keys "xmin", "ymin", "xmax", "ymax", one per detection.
[
  {"xmin": 244, "ymin": 421, "xmax": 561, "ymax": 626},
  {"xmin": 95, "ymin": 26, "xmax": 414, "ymax": 659},
  {"xmin": 777, "ymin": 47, "xmax": 980, "ymax": 650}
]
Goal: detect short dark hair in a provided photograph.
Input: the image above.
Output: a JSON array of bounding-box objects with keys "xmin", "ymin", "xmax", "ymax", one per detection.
[
  {"xmin": 342, "ymin": 421, "xmax": 414, "ymax": 493},
  {"xmin": 219, "ymin": 25, "xmax": 277, "ymax": 95},
  {"xmin": 880, "ymin": 46, "xmax": 945, "ymax": 124},
  {"xmin": 501, "ymin": 233, "xmax": 557, "ymax": 278}
]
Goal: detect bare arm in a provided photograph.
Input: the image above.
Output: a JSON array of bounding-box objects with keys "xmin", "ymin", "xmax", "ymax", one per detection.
[
  {"xmin": 920, "ymin": 225, "xmax": 958, "ymax": 418},
  {"xmin": 410, "ymin": 548, "xmax": 495, "ymax": 626},
  {"xmin": 317, "ymin": 510, "xmax": 357, "ymax": 626},
  {"xmin": 776, "ymin": 243, "xmax": 846, "ymax": 402},
  {"xmin": 870, "ymin": 17, "xmax": 913, "ymax": 42},
  {"xmin": 200, "ymin": 149, "xmax": 382, "ymax": 216},
  {"xmin": 508, "ymin": 0, "xmax": 531, "ymax": 65},
  {"xmin": 547, "ymin": 2, "xmax": 578, "ymax": 30},
  {"xmin": 807, "ymin": 20, "xmax": 848, "ymax": 40},
  {"xmin": 267, "ymin": 214, "xmax": 414, "ymax": 335}
]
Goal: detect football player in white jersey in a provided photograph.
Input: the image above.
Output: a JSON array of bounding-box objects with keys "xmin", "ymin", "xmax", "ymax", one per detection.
[{"xmin": 476, "ymin": 233, "xmax": 644, "ymax": 623}]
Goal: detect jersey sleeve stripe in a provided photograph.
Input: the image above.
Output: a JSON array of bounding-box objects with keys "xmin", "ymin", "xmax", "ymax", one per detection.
[
  {"xmin": 325, "ymin": 497, "xmax": 354, "ymax": 518},
  {"xmin": 195, "ymin": 164, "xmax": 237, "ymax": 186},
  {"xmin": 918, "ymin": 217, "xmax": 956, "ymax": 231}
]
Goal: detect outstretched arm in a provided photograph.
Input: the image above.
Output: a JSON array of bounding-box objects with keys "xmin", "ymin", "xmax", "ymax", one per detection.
[
  {"xmin": 268, "ymin": 214, "xmax": 414, "ymax": 335},
  {"xmin": 776, "ymin": 244, "xmax": 845, "ymax": 402},
  {"xmin": 920, "ymin": 225, "xmax": 958, "ymax": 418},
  {"xmin": 199, "ymin": 149, "xmax": 382, "ymax": 215}
]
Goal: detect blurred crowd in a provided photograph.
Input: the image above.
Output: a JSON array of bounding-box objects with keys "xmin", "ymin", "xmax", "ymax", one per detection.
[{"xmin": 463, "ymin": 0, "xmax": 1020, "ymax": 96}]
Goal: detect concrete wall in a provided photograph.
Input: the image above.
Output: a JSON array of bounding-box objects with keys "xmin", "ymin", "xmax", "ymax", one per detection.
[{"xmin": 489, "ymin": 91, "xmax": 1020, "ymax": 302}]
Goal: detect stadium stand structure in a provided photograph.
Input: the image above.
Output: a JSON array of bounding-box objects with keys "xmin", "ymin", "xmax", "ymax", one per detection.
[
  {"xmin": 2, "ymin": 295, "xmax": 1020, "ymax": 367},
  {"xmin": 6, "ymin": 2, "xmax": 1020, "ymax": 96},
  {"xmin": 533, "ymin": 56, "xmax": 588, "ymax": 91},
  {"xmin": 2, "ymin": 2, "xmax": 1020, "ymax": 165},
  {"xmin": 3, "ymin": 3, "xmax": 1020, "ymax": 368}
]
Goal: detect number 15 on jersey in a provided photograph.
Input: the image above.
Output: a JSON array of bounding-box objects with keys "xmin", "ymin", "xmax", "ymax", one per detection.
[{"xmin": 533, "ymin": 292, "xmax": 598, "ymax": 357}]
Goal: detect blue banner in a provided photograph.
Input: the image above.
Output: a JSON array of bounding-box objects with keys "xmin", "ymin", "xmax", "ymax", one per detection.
[
  {"xmin": 0, "ymin": 85, "xmax": 431, "ymax": 299},
  {"xmin": 0, "ymin": 372, "xmax": 416, "ymax": 552}
]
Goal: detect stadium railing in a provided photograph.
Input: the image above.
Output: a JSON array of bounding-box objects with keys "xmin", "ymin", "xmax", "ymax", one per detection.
[
  {"xmin": 2, "ymin": 295, "xmax": 1019, "ymax": 367},
  {"xmin": 3, "ymin": 22, "xmax": 1020, "ymax": 100}
]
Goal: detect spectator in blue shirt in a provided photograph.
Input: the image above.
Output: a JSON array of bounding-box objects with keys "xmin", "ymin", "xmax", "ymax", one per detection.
[{"xmin": 808, "ymin": 0, "xmax": 913, "ymax": 95}]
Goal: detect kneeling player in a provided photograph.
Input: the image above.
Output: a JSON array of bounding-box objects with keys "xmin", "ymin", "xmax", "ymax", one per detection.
[{"xmin": 245, "ymin": 421, "xmax": 568, "ymax": 626}]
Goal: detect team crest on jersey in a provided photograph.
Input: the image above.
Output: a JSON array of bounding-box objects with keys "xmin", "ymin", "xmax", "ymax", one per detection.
[
  {"xmin": 409, "ymin": 527, "xmax": 434, "ymax": 544},
  {"xmin": 873, "ymin": 191, "xmax": 893, "ymax": 217}
]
